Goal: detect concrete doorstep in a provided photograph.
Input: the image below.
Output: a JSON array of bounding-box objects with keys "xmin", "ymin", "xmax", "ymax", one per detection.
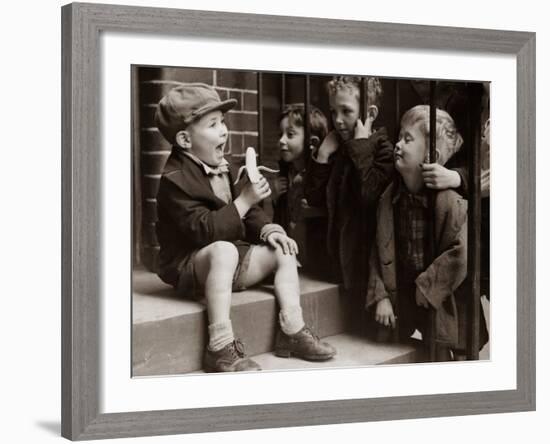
[
  {"xmin": 132, "ymin": 269, "xmax": 421, "ymax": 377},
  {"xmin": 193, "ymin": 333, "xmax": 421, "ymax": 375}
]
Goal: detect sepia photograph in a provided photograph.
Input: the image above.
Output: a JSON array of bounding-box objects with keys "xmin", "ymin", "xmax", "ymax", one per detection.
[{"xmin": 131, "ymin": 65, "xmax": 491, "ymax": 377}]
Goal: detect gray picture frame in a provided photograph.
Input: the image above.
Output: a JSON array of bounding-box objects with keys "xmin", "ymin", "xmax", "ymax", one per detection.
[{"xmin": 61, "ymin": 2, "xmax": 536, "ymax": 440}]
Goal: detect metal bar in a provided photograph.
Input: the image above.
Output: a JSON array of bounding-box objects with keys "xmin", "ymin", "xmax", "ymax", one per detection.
[
  {"xmin": 257, "ymin": 72, "xmax": 264, "ymax": 161},
  {"xmin": 359, "ymin": 75, "xmax": 369, "ymax": 336},
  {"xmin": 360, "ymin": 77, "xmax": 366, "ymax": 121},
  {"xmin": 392, "ymin": 79, "xmax": 401, "ymax": 344},
  {"xmin": 304, "ymin": 75, "xmax": 311, "ymax": 157},
  {"xmin": 281, "ymin": 73, "xmax": 286, "ymax": 110},
  {"xmin": 467, "ymin": 82, "xmax": 482, "ymax": 360},
  {"xmin": 428, "ymin": 81, "xmax": 438, "ymax": 362},
  {"xmin": 392, "ymin": 209, "xmax": 402, "ymax": 344},
  {"xmin": 395, "ymin": 80, "xmax": 401, "ymax": 136}
]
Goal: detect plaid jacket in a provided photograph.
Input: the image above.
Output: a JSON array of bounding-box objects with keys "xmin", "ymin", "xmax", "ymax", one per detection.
[{"xmin": 393, "ymin": 181, "xmax": 429, "ymax": 283}]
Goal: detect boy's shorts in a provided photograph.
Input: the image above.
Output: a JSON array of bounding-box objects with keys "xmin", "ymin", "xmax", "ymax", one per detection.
[{"xmin": 175, "ymin": 241, "xmax": 254, "ymax": 302}]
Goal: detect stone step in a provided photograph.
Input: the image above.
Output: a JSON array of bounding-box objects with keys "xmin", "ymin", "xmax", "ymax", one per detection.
[
  {"xmin": 252, "ymin": 333, "xmax": 420, "ymax": 370},
  {"xmin": 132, "ymin": 269, "xmax": 346, "ymax": 376},
  {"xmin": 192, "ymin": 333, "xmax": 421, "ymax": 374}
]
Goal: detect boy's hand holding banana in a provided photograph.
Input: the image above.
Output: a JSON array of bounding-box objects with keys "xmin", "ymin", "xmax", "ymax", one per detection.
[{"xmin": 233, "ymin": 147, "xmax": 279, "ymax": 217}]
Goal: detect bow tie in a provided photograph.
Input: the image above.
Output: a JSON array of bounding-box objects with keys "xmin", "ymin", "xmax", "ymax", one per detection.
[{"xmin": 206, "ymin": 164, "xmax": 229, "ymax": 176}]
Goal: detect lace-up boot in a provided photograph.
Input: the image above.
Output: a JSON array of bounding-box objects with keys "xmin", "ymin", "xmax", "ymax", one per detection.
[
  {"xmin": 274, "ymin": 326, "xmax": 336, "ymax": 361},
  {"xmin": 203, "ymin": 339, "xmax": 262, "ymax": 372}
]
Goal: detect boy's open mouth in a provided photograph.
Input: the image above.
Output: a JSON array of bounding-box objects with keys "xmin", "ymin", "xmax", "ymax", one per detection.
[{"xmin": 216, "ymin": 143, "xmax": 225, "ymax": 152}]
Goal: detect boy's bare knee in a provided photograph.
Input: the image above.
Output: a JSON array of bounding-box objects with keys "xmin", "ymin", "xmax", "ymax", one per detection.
[
  {"xmin": 207, "ymin": 241, "xmax": 239, "ymax": 269},
  {"xmin": 274, "ymin": 248, "xmax": 297, "ymax": 267}
]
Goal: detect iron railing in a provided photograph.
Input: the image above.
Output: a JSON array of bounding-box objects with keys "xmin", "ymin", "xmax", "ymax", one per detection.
[{"xmin": 259, "ymin": 73, "xmax": 483, "ymax": 361}]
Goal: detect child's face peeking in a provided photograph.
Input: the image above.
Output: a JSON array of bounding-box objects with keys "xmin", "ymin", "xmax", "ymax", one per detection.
[
  {"xmin": 278, "ymin": 116, "xmax": 305, "ymax": 163},
  {"xmin": 329, "ymin": 88, "xmax": 360, "ymax": 142},
  {"xmin": 394, "ymin": 122, "xmax": 428, "ymax": 175},
  {"xmin": 185, "ymin": 110, "xmax": 228, "ymax": 167}
]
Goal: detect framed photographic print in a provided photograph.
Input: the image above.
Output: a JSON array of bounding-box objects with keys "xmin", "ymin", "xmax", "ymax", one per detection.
[{"xmin": 62, "ymin": 2, "xmax": 535, "ymax": 440}]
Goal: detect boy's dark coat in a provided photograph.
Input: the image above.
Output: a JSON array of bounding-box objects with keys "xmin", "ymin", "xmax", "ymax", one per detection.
[
  {"xmin": 155, "ymin": 147, "xmax": 269, "ymax": 287},
  {"xmin": 305, "ymin": 128, "xmax": 395, "ymax": 295}
]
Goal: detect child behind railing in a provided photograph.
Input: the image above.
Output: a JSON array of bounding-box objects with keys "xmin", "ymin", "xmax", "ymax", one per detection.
[
  {"xmin": 304, "ymin": 76, "xmax": 395, "ymax": 332},
  {"xmin": 271, "ymin": 103, "xmax": 328, "ymax": 264},
  {"xmin": 366, "ymin": 105, "xmax": 488, "ymax": 360}
]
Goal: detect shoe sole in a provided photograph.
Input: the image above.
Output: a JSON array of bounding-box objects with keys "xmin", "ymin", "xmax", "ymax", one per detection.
[
  {"xmin": 203, "ymin": 366, "xmax": 262, "ymax": 373},
  {"xmin": 274, "ymin": 349, "xmax": 336, "ymax": 361},
  {"xmin": 203, "ymin": 363, "xmax": 262, "ymax": 373}
]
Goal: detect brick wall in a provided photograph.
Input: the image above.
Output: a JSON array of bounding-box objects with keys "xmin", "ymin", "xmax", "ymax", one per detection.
[{"xmin": 135, "ymin": 66, "xmax": 259, "ymax": 271}]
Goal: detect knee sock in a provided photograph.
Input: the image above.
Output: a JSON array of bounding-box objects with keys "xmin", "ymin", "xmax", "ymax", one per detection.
[
  {"xmin": 208, "ymin": 320, "xmax": 234, "ymax": 352},
  {"xmin": 279, "ymin": 306, "xmax": 305, "ymax": 335}
]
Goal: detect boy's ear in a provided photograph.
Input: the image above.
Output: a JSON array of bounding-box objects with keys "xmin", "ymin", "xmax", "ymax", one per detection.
[
  {"xmin": 366, "ymin": 105, "xmax": 379, "ymax": 121},
  {"xmin": 175, "ymin": 130, "xmax": 191, "ymax": 149},
  {"xmin": 309, "ymin": 135, "xmax": 321, "ymax": 149}
]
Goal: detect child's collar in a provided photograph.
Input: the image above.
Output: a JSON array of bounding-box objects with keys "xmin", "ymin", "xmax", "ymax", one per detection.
[
  {"xmin": 392, "ymin": 176, "xmax": 428, "ymax": 207},
  {"xmin": 177, "ymin": 147, "xmax": 229, "ymax": 176}
]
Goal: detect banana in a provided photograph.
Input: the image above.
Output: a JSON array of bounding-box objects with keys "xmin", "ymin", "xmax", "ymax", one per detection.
[{"xmin": 234, "ymin": 147, "xmax": 279, "ymax": 185}]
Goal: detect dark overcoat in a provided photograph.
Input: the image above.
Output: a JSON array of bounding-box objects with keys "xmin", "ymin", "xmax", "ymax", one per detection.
[
  {"xmin": 304, "ymin": 128, "xmax": 395, "ymax": 295},
  {"xmin": 155, "ymin": 147, "xmax": 269, "ymax": 288}
]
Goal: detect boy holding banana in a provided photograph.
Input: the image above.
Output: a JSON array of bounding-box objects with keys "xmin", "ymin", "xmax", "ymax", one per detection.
[{"xmin": 154, "ymin": 83, "xmax": 336, "ymax": 373}]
